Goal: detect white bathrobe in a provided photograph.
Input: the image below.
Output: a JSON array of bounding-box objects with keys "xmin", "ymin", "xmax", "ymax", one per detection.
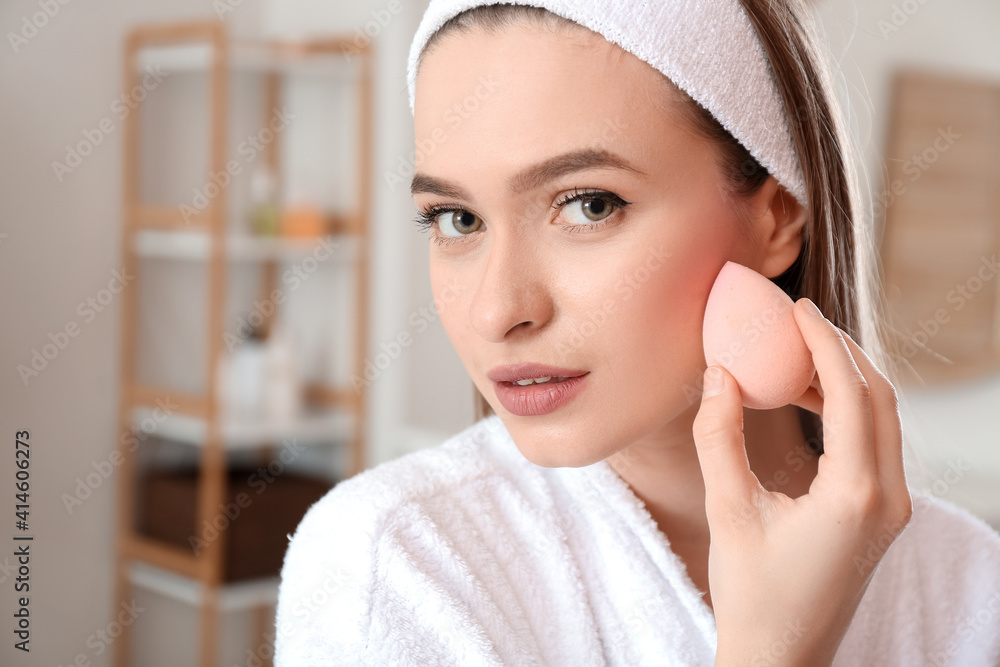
[{"xmin": 274, "ymin": 415, "xmax": 1000, "ymax": 666}]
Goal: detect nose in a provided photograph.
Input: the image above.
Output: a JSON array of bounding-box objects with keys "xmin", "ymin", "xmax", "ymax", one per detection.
[{"xmin": 468, "ymin": 228, "xmax": 554, "ymax": 343}]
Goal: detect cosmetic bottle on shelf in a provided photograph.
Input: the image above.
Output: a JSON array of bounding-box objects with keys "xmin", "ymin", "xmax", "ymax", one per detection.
[
  {"xmin": 216, "ymin": 326, "xmax": 267, "ymax": 421},
  {"xmin": 262, "ymin": 323, "xmax": 303, "ymax": 423},
  {"xmin": 249, "ymin": 165, "xmax": 280, "ymax": 236},
  {"xmin": 280, "ymin": 180, "xmax": 325, "ymax": 238}
]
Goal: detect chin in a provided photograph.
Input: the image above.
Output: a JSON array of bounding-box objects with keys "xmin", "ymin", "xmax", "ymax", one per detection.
[{"xmin": 509, "ymin": 434, "xmax": 609, "ymax": 469}]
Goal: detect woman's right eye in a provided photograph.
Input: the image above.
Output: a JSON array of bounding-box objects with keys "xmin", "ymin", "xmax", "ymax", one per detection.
[
  {"xmin": 437, "ymin": 209, "xmax": 484, "ymax": 237},
  {"xmin": 414, "ymin": 206, "xmax": 484, "ymax": 245}
]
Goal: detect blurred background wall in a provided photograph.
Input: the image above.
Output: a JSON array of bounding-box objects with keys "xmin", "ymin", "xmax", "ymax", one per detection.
[
  {"xmin": 0, "ymin": 0, "xmax": 997, "ymax": 665},
  {"xmin": 814, "ymin": 0, "xmax": 1000, "ymax": 525}
]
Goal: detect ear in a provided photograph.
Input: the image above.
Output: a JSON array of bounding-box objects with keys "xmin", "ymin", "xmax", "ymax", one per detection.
[{"xmin": 750, "ymin": 176, "xmax": 807, "ymax": 279}]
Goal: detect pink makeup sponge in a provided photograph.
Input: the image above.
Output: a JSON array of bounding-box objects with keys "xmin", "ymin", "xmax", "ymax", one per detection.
[{"xmin": 703, "ymin": 261, "xmax": 815, "ymax": 409}]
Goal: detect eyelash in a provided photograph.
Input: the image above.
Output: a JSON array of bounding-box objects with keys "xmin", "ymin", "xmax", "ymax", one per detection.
[{"xmin": 413, "ymin": 187, "xmax": 632, "ymax": 246}]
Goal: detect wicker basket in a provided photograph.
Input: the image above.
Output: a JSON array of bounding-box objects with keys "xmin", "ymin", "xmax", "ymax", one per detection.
[{"xmin": 139, "ymin": 466, "xmax": 334, "ymax": 582}]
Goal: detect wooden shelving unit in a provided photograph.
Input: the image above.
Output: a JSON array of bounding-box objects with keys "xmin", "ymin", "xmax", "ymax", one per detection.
[
  {"xmin": 112, "ymin": 20, "xmax": 372, "ymax": 667},
  {"xmin": 880, "ymin": 69, "xmax": 1000, "ymax": 387}
]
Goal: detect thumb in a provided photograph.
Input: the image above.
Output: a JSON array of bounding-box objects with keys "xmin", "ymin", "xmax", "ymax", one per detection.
[{"xmin": 692, "ymin": 365, "xmax": 760, "ymax": 514}]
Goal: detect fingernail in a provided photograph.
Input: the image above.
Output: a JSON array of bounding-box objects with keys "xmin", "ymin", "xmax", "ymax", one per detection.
[
  {"xmin": 703, "ymin": 366, "xmax": 725, "ymax": 398},
  {"xmin": 801, "ymin": 298, "xmax": 822, "ymax": 317}
]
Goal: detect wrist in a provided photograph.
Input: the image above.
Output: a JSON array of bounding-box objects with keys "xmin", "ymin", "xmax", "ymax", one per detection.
[{"xmin": 715, "ymin": 641, "xmax": 835, "ymax": 667}]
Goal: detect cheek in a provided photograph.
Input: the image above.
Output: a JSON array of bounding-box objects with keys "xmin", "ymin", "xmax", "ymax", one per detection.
[
  {"xmin": 608, "ymin": 219, "xmax": 740, "ymax": 400},
  {"xmin": 430, "ymin": 258, "xmax": 474, "ymax": 358}
]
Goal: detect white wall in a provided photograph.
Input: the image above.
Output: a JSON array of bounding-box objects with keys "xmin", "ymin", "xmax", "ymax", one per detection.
[
  {"xmin": 1, "ymin": 0, "xmax": 998, "ymax": 664},
  {"xmin": 0, "ymin": 0, "xmax": 469, "ymax": 664}
]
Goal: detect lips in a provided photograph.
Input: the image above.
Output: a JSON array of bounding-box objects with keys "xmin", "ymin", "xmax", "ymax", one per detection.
[
  {"xmin": 491, "ymin": 373, "xmax": 589, "ymax": 417},
  {"xmin": 486, "ymin": 363, "xmax": 588, "ymax": 384},
  {"xmin": 486, "ymin": 363, "xmax": 590, "ymax": 417}
]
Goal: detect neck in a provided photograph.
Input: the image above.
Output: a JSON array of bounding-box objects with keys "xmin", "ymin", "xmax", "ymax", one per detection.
[{"xmin": 611, "ymin": 402, "xmax": 820, "ymax": 547}]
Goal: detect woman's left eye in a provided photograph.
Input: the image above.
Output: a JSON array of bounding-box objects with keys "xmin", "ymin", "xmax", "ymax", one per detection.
[{"xmin": 556, "ymin": 189, "xmax": 630, "ymax": 229}]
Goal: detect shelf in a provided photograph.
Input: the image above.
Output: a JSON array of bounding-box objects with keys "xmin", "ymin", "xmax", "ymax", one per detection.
[
  {"xmin": 136, "ymin": 41, "xmax": 362, "ymax": 78},
  {"xmin": 129, "ymin": 561, "xmax": 279, "ymax": 612},
  {"xmin": 115, "ymin": 18, "xmax": 372, "ymax": 663},
  {"xmin": 133, "ymin": 228, "xmax": 360, "ymax": 263},
  {"xmin": 131, "ymin": 404, "xmax": 355, "ymax": 449}
]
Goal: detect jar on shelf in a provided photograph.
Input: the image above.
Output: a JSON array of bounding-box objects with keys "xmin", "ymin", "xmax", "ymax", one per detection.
[
  {"xmin": 249, "ymin": 165, "xmax": 281, "ymax": 236},
  {"xmin": 216, "ymin": 326, "xmax": 267, "ymax": 420},
  {"xmin": 262, "ymin": 323, "xmax": 303, "ymax": 423}
]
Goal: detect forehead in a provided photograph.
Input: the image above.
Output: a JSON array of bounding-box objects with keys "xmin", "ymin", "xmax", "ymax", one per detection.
[{"xmin": 413, "ymin": 22, "xmax": 690, "ymax": 166}]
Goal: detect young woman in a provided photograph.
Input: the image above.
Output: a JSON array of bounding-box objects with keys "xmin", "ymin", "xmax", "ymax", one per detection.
[{"xmin": 275, "ymin": 1, "xmax": 1000, "ymax": 665}]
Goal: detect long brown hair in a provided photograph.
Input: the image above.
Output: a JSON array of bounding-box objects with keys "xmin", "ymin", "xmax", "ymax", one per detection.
[{"xmin": 416, "ymin": 2, "xmax": 906, "ymax": 457}]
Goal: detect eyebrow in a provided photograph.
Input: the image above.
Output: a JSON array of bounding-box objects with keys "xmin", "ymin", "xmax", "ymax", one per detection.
[{"xmin": 409, "ymin": 148, "xmax": 647, "ymax": 199}]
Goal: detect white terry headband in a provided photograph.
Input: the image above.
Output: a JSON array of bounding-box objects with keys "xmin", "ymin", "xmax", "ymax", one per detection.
[{"xmin": 406, "ymin": 0, "xmax": 808, "ymax": 208}]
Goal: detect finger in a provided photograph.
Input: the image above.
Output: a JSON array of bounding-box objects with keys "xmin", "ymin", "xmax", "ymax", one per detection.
[
  {"xmin": 692, "ymin": 365, "xmax": 763, "ymax": 515},
  {"xmin": 792, "ymin": 299, "xmax": 878, "ymax": 486},
  {"xmin": 789, "ymin": 384, "xmax": 823, "ymax": 416},
  {"xmin": 808, "ymin": 368, "xmax": 824, "ymax": 399},
  {"xmin": 837, "ymin": 330, "xmax": 906, "ymax": 498}
]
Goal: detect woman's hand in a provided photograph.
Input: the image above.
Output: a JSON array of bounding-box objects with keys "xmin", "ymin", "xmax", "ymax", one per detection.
[{"xmin": 692, "ymin": 297, "xmax": 913, "ymax": 667}]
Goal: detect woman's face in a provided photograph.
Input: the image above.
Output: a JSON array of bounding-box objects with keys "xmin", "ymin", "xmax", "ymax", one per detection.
[{"xmin": 412, "ymin": 23, "xmax": 773, "ymax": 467}]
